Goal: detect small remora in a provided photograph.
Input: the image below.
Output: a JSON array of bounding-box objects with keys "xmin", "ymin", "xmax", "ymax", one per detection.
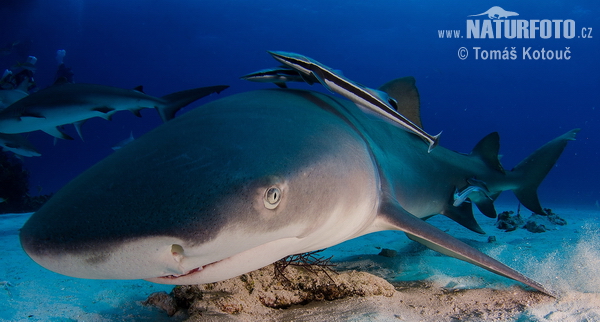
[{"xmin": 268, "ymin": 51, "xmax": 441, "ymax": 152}]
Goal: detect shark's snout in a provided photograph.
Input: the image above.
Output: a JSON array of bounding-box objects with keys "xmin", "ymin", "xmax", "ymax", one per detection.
[{"xmin": 20, "ymin": 215, "xmax": 191, "ymax": 280}]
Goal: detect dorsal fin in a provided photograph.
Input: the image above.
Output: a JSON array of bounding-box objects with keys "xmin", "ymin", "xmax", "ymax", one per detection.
[
  {"xmin": 133, "ymin": 85, "xmax": 144, "ymax": 93},
  {"xmin": 42, "ymin": 126, "xmax": 73, "ymax": 140},
  {"xmin": 378, "ymin": 76, "xmax": 422, "ymax": 128},
  {"xmin": 471, "ymin": 132, "xmax": 505, "ymax": 173}
]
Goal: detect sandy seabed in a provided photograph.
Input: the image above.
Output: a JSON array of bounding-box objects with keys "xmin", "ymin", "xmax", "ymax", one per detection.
[{"xmin": 2, "ymin": 205, "xmax": 600, "ymax": 321}]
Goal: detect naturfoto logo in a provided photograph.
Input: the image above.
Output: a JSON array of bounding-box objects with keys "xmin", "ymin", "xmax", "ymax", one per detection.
[
  {"xmin": 468, "ymin": 6, "xmax": 518, "ymax": 19},
  {"xmin": 439, "ymin": 6, "xmax": 592, "ymax": 60},
  {"xmin": 466, "ymin": 6, "xmax": 575, "ymax": 39}
]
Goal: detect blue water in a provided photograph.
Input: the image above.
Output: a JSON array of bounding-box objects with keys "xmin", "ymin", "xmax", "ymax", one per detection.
[{"xmin": 0, "ymin": 0, "xmax": 598, "ymax": 207}]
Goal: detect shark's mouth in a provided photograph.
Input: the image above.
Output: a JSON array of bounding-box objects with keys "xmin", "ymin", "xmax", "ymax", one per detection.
[
  {"xmin": 158, "ymin": 266, "xmax": 204, "ymax": 279},
  {"xmin": 156, "ymin": 258, "xmax": 225, "ymax": 280},
  {"xmin": 153, "ymin": 243, "xmax": 223, "ymax": 280},
  {"xmin": 148, "ymin": 237, "xmax": 300, "ymax": 284}
]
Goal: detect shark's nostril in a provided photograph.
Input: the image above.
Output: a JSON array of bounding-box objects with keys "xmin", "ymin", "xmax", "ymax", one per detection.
[{"xmin": 171, "ymin": 244, "xmax": 184, "ymax": 263}]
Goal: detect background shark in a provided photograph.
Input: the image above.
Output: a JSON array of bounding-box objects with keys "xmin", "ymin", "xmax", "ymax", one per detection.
[
  {"xmin": 111, "ymin": 131, "xmax": 134, "ymax": 151},
  {"xmin": 0, "ymin": 133, "xmax": 40, "ymax": 157},
  {"xmin": 20, "ymin": 79, "xmax": 576, "ymax": 296},
  {"xmin": 0, "ymin": 83, "xmax": 228, "ymax": 140}
]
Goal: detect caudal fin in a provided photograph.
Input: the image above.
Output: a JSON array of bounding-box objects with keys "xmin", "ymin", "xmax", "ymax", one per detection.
[
  {"xmin": 157, "ymin": 85, "xmax": 229, "ymax": 122},
  {"xmin": 511, "ymin": 128, "xmax": 580, "ymax": 214}
]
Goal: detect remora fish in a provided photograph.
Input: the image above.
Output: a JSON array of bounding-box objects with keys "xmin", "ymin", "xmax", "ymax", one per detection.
[
  {"xmin": 0, "ymin": 83, "xmax": 228, "ymax": 140},
  {"xmin": 20, "ymin": 81, "xmax": 578, "ymax": 296},
  {"xmin": 453, "ymin": 178, "xmax": 492, "ymax": 207},
  {"xmin": 454, "ymin": 186, "xmax": 486, "ymax": 207},
  {"xmin": 0, "ymin": 133, "xmax": 41, "ymax": 157},
  {"xmin": 269, "ymin": 51, "xmax": 441, "ymax": 151},
  {"xmin": 240, "ymin": 66, "xmax": 316, "ymax": 88}
]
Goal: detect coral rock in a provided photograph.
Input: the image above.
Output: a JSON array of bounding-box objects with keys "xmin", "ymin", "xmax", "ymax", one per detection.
[{"xmin": 148, "ymin": 263, "xmax": 395, "ymax": 320}]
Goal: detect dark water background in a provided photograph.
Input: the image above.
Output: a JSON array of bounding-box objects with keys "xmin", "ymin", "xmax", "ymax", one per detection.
[{"xmin": 0, "ymin": 0, "xmax": 597, "ymax": 209}]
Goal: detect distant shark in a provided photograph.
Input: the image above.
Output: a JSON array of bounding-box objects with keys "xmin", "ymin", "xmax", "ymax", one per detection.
[
  {"xmin": 20, "ymin": 77, "xmax": 577, "ymax": 297},
  {"xmin": 0, "ymin": 83, "xmax": 228, "ymax": 140},
  {"xmin": 111, "ymin": 131, "xmax": 134, "ymax": 151},
  {"xmin": 0, "ymin": 133, "xmax": 40, "ymax": 157}
]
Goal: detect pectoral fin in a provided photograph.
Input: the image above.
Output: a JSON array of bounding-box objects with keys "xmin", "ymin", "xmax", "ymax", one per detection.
[
  {"xmin": 130, "ymin": 108, "xmax": 143, "ymax": 117},
  {"xmin": 73, "ymin": 120, "xmax": 87, "ymax": 141},
  {"xmin": 377, "ymin": 197, "xmax": 554, "ymax": 296},
  {"xmin": 92, "ymin": 106, "xmax": 116, "ymax": 114},
  {"xmin": 42, "ymin": 126, "xmax": 73, "ymax": 140}
]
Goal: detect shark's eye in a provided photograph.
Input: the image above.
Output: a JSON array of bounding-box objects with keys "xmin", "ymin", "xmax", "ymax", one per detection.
[{"xmin": 264, "ymin": 186, "xmax": 282, "ymax": 209}]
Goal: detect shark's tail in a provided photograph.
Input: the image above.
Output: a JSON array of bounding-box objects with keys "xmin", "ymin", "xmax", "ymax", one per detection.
[
  {"xmin": 156, "ymin": 85, "xmax": 229, "ymax": 122},
  {"xmin": 445, "ymin": 129, "xmax": 578, "ymax": 234},
  {"xmin": 510, "ymin": 128, "xmax": 580, "ymax": 214}
]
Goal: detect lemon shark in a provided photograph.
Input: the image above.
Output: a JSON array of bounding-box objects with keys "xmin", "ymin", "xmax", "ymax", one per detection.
[
  {"xmin": 20, "ymin": 79, "xmax": 577, "ymax": 296},
  {"xmin": 0, "ymin": 83, "xmax": 228, "ymax": 140}
]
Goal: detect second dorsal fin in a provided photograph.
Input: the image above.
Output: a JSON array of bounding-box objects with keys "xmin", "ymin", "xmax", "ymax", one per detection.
[{"xmin": 471, "ymin": 132, "xmax": 505, "ymax": 173}]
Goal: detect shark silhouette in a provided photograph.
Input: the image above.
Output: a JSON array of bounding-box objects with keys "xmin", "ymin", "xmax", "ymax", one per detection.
[
  {"xmin": 0, "ymin": 133, "xmax": 40, "ymax": 157},
  {"xmin": 0, "ymin": 83, "xmax": 228, "ymax": 140},
  {"xmin": 469, "ymin": 6, "xmax": 519, "ymax": 19}
]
